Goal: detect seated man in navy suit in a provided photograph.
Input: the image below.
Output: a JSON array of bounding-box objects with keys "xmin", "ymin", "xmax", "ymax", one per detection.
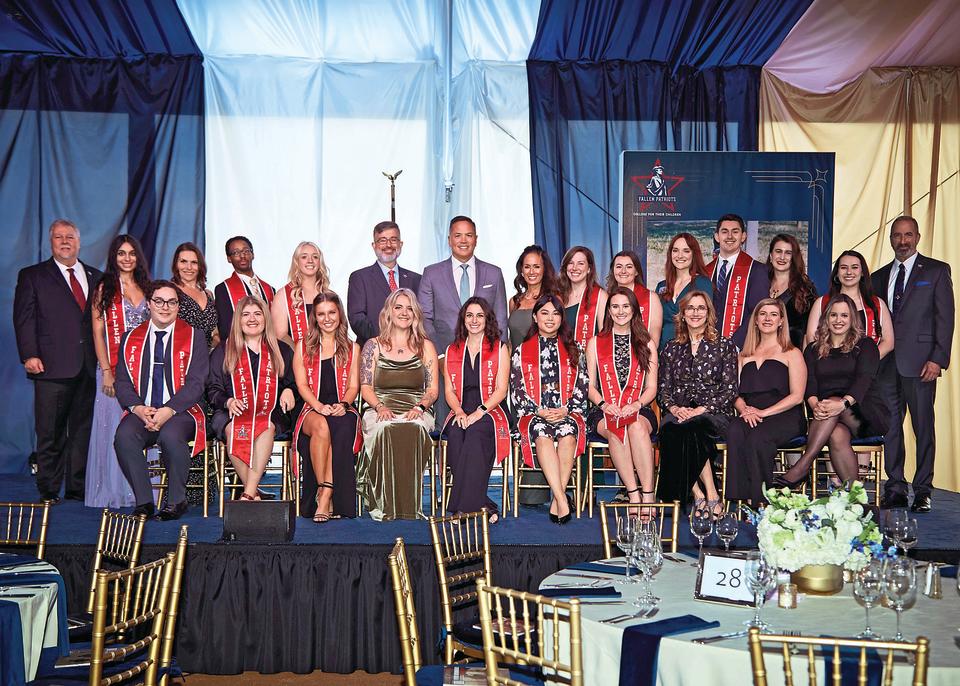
[{"xmin": 113, "ymin": 280, "xmax": 208, "ymax": 520}]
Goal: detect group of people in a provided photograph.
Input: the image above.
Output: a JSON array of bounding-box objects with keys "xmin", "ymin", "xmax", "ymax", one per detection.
[{"xmin": 13, "ymin": 212, "xmax": 953, "ymax": 523}]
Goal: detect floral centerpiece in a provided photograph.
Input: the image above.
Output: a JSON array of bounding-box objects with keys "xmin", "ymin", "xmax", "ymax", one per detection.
[{"xmin": 750, "ymin": 481, "xmax": 885, "ymax": 573}]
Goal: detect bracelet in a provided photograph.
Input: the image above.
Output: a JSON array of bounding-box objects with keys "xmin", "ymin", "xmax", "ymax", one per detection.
[
  {"xmin": 478, "ymin": 403, "xmax": 488, "ymax": 413},
  {"xmin": 597, "ymin": 400, "xmax": 606, "ymax": 410},
  {"xmin": 416, "ymin": 403, "xmax": 427, "ymax": 413},
  {"xmin": 374, "ymin": 402, "xmax": 384, "ymax": 411},
  {"xmin": 341, "ymin": 402, "xmax": 352, "ymax": 411}
]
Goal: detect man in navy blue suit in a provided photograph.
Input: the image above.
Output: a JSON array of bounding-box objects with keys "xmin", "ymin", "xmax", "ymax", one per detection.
[
  {"xmin": 347, "ymin": 221, "xmax": 421, "ymax": 346},
  {"xmin": 14, "ymin": 219, "xmax": 102, "ymax": 502}
]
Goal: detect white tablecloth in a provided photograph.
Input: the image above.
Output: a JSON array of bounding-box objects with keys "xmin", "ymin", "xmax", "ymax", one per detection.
[
  {"xmin": 0, "ymin": 556, "xmax": 63, "ymax": 684},
  {"xmin": 541, "ymin": 557, "xmax": 960, "ymax": 686}
]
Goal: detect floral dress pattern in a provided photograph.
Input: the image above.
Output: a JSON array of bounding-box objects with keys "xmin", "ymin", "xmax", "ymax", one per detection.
[
  {"xmin": 510, "ymin": 336, "xmax": 588, "ymax": 441},
  {"xmin": 657, "ymin": 336, "xmax": 738, "ymax": 416}
]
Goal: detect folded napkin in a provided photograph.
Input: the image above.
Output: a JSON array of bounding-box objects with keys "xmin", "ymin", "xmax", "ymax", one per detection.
[
  {"xmin": 0, "ymin": 600, "xmax": 27, "ymax": 686},
  {"xmin": 821, "ymin": 641, "xmax": 883, "ymax": 686},
  {"xmin": 940, "ymin": 565, "xmax": 958, "ymax": 579},
  {"xmin": 569, "ymin": 561, "xmax": 641, "ymax": 576},
  {"xmin": 539, "ymin": 586, "xmax": 621, "ymax": 599},
  {"xmin": 0, "ymin": 572, "xmax": 70, "ymax": 655},
  {"xmin": 618, "ymin": 614, "xmax": 720, "ymax": 686}
]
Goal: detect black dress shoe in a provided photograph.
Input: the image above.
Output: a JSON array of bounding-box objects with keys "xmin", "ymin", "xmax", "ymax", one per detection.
[
  {"xmin": 880, "ymin": 493, "xmax": 909, "ymax": 509},
  {"xmin": 132, "ymin": 503, "xmax": 155, "ymax": 518},
  {"xmin": 41, "ymin": 494, "xmax": 61, "ymax": 505},
  {"xmin": 910, "ymin": 495, "xmax": 932, "ymax": 513},
  {"xmin": 155, "ymin": 501, "xmax": 188, "ymax": 521},
  {"xmin": 64, "ymin": 491, "xmax": 84, "ymax": 501}
]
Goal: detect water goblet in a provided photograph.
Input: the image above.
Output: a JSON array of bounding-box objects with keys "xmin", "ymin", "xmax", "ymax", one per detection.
[
  {"xmin": 716, "ymin": 512, "xmax": 739, "ymax": 551},
  {"xmin": 883, "ymin": 509, "xmax": 908, "ymax": 548},
  {"xmin": 689, "ymin": 509, "xmax": 714, "ymax": 566},
  {"xmin": 853, "ymin": 559, "xmax": 884, "ymax": 639},
  {"xmin": 898, "ymin": 519, "xmax": 918, "ymax": 554},
  {"xmin": 744, "ymin": 551, "xmax": 776, "ymax": 631},
  {"xmin": 882, "ymin": 557, "xmax": 917, "ymax": 641},
  {"xmin": 616, "ymin": 515, "xmax": 638, "ymax": 583}
]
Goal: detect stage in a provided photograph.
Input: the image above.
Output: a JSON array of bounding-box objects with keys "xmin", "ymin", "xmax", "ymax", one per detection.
[{"xmin": 2, "ymin": 474, "xmax": 959, "ymax": 675}]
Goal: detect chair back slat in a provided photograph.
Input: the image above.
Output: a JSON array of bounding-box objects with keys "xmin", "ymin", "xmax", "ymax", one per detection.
[
  {"xmin": 0, "ymin": 501, "xmax": 51, "ymax": 559},
  {"xmin": 388, "ymin": 538, "xmax": 420, "ymax": 686},
  {"xmin": 87, "ymin": 509, "xmax": 148, "ymax": 614},
  {"xmin": 598, "ymin": 501, "xmax": 680, "ymax": 556}
]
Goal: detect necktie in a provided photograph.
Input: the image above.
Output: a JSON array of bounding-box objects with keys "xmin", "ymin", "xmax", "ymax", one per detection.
[
  {"xmin": 249, "ymin": 277, "xmax": 259, "ymax": 295},
  {"xmin": 150, "ymin": 331, "xmax": 167, "ymax": 409},
  {"xmin": 66, "ymin": 267, "xmax": 86, "ymax": 310},
  {"xmin": 388, "ymin": 269, "xmax": 398, "ymax": 292},
  {"xmin": 716, "ymin": 259, "xmax": 729, "ymax": 294},
  {"xmin": 892, "ymin": 263, "xmax": 906, "ymax": 316},
  {"xmin": 459, "ymin": 264, "xmax": 470, "ymax": 304}
]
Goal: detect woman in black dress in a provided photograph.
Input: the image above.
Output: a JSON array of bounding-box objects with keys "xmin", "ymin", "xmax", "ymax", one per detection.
[
  {"xmin": 293, "ymin": 291, "xmax": 361, "ymax": 521},
  {"xmin": 208, "ymin": 296, "xmax": 297, "ymax": 499},
  {"xmin": 656, "ymin": 290, "xmax": 737, "ymax": 514},
  {"xmin": 766, "ymin": 234, "xmax": 817, "ymax": 349},
  {"xmin": 776, "ymin": 294, "xmax": 890, "ymax": 487},
  {"xmin": 725, "ymin": 299, "xmax": 807, "ymax": 504},
  {"xmin": 172, "ymin": 242, "xmax": 219, "ymax": 348},
  {"xmin": 442, "ymin": 297, "xmax": 510, "ymax": 521}
]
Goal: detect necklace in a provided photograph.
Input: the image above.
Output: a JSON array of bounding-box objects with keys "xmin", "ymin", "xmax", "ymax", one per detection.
[{"xmin": 397, "ymin": 348, "xmax": 405, "ymax": 354}]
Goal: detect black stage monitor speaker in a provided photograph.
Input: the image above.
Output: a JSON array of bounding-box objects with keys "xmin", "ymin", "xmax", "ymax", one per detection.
[{"xmin": 222, "ymin": 500, "xmax": 296, "ymax": 542}]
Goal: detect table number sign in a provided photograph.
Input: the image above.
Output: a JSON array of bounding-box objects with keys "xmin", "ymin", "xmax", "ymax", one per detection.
[{"xmin": 694, "ymin": 550, "xmax": 756, "ymax": 607}]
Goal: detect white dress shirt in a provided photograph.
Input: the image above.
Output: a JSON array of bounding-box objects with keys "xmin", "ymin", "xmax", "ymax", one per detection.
[
  {"xmin": 53, "ymin": 258, "xmax": 89, "ymax": 298},
  {"xmin": 716, "ymin": 250, "xmax": 741, "ymax": 277},
  {"xmin": 451, "ymin": 255, "xmax": 477, "ymax": 296},
  {"xmin": 887, "ymin": 252, "xmax": 919, "ymax": 307},
  {"xmin": 377, "ymin": 261, "xmax": 405, "ymax": 288}
]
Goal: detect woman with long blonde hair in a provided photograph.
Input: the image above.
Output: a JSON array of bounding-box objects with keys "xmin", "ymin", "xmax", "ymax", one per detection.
[
  {"xmin": 271, "ymin": 241, "xmax": 331, "ymax": 346},
  {"xmin": 725, "ymin": 299, "xmax": 807, "ymax": 504},
  {"xmin": 357, "ymin": 288, "xmax": 439, "ymax": 520},
  {"xmin": 208, "ymin": 296, "xmax": 297, "ymax": 500},
  {"xmin": 292, "ymin": 292, "xmax": 361, "ymax": 521}
]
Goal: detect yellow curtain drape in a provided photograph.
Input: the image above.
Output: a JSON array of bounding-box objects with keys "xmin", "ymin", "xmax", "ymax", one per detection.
[{"xmin": 760, "ymin": 66, "xmax": 960, "ymax": 492}]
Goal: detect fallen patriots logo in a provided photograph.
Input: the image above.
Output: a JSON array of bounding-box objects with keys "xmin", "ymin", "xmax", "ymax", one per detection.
[{"xmin": 632, "ymin": 159, "xmax": 684, "ymax": 212}]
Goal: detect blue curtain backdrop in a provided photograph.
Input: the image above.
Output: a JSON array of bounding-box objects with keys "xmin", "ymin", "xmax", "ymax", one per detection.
[
  {"xmin": 526, "ymin": 0, "xmax": 812, "ymax": 270},
  {"xmin": 0, "ymin": 0, "xmax": 204, "ymax": 472}
]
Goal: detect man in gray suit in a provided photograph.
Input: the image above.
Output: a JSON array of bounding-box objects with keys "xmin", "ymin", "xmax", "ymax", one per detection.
[
  {"xmin": 347, "ymin": 221, "xmax": 421, "ymax": 347},
  {"xmin": 872, "ymin": 215, "xmax": 954, "ymax": 512}
]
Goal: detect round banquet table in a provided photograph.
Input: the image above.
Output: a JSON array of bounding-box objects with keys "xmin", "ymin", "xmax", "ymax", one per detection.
[
  {"xmin": 0, "ymin": 553, "xmax": 70, "ymax": 686},
  {"xmin": 540, "ymin": 556, "xmax": 960, "ymax": 686}
]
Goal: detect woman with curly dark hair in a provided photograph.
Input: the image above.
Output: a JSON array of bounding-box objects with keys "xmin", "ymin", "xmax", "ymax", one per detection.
[
  {"xmin": 766, "ymin": 233, "xmax": 818, "ymax": 349},
  {"xmin": 441, "ymin": 297, "xmax": 510, "ymax": 521}
]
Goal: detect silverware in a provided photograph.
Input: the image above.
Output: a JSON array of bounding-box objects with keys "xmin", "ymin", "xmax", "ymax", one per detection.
[
  {"xmin": 663, "ymin": 555, "xmax": 684, "ymax": 564},
  {"xmin": 556, "ymin": 572, "xmax": 609, "ymax": 581},
  {"xmin": 601, "ymin": 604, "xmax": 660, "ymax": 624},
  {"xmin": 693, "ymin": 630, "xmax": 749, "ymax": 645}
]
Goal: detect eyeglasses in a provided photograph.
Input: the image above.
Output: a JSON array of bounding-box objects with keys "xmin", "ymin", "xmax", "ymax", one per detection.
[
  {"xmin": 684, "ymin": 305, "xmax": 708, "ymax": 313},
  {"xmin": 228, "ymin": 248, "xmax": 254, "ymax": 257},
  {"xmin": 151, "ymin": 298, "xmax": 179, "ymax": 309},
  {"xmin": 375, "ymin": 237, "xmax": 401, "ymax": 246}
]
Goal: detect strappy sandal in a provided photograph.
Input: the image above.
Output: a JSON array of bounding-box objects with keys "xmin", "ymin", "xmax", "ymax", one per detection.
[
  {"xmin": 624, "ymin": 486, "xmax": 642, "ymax": 519},
  {"xmin": 313, "ymin": 483, "xmax": 331, "ymax": 523},
  {"xmin": 239, "ymin": 493, "xmax": 256, "ymax": 502},
  {"xmin": 692, "ymin": 497, "xmax": 707, "ymax": 516},
  {"xmin": 706, "ymin": 498, "xmax": 724, "ymax": 518},
  {"xmin": 639, "ymin": 489, "xmax": 657, "ymax": 523}
]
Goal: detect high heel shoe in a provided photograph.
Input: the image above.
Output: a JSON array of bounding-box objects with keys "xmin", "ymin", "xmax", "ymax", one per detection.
[
  {"xmin": 772, "ymin": 473, "xmax": 806, "ymax": 490},
  {"xmin": 558, "ymin": 495, "xmax": 573, "ymax": 525}
]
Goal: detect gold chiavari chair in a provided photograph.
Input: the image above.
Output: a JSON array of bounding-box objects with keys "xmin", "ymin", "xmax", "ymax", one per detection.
[
  {"xmin": 437, "ymin": 436, "xmax": 511, "ymax": 517},
  {"xmin": 813, "ymin": 439, "xmax": 885, "ymax": 505},
  {"xmin": 0, "ymin": 500, "xmax": 51, "ymax": 559},
  {"xmin": 598, "ymin": 500, "xmax": 680, "ymax": 556},
  {"xmin": 69, "ymin": 509, "xmax": 148, "ymax": 637},
  {"xmin": 511, "ymin": 441, "xmax": 582, "ymax": 519},
  {"xmin": 388, "ymin": 537, "xmax": 422, "ymax": 686},
  {"xmin": 747, "ymin": 627, "xmax": 929, "ymax": 686},
  {"xmin": 217, "ymin": 439, "xmax": 291, "ymax": 516},
  {"xmin": 158, "ymin": 525, "xmax": 188, "ymax": 686},
  {"xmin": 428, "ymin": 510, "xmax": 493, "ymax": 664},
  {"xmin": 476, "ymin": 582, "xmax": 583, "ymax": 686},
  {"xmin": 145, "ymin": 439, "xmax": 216, "ymax": 517}
]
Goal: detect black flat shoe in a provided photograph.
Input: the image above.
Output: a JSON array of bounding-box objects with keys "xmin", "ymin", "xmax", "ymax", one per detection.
[
  {"xmin": 132, "ymin": 503, "xmax": 155, "ymax": 518},
  {"xmin": 155, "ymin": 501, "xmax": 187, "ymax": 521}
]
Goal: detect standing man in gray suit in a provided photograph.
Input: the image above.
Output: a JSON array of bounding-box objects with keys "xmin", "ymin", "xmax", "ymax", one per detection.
[
  {"xmin": 347, "ymin": 221, "xmax": 421, "ymax": 347},
  {"xmin": 873, "ymin": 215, "xmax": 954, "ymax": 512}
]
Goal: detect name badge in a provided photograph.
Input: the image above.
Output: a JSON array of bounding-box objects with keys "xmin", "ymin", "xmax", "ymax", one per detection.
[{"xmin": 694, "ymin": 550, "xmax": 756, "ymax": 607}]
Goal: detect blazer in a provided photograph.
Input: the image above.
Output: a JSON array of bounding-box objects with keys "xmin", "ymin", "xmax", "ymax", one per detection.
[
  {"xmin": 13, "ymin": 257, "xmax": 102, "ymax": 380},
  {"xmin": 872, "ymin": 253, "xmax": 954, "ymax": 376},
  {"xmin": 347, "ymin": 262, "xmax": 421, "ymax": 345},
  {"xmin": 418, "ymin": 257, "xmax": 508, "ymax": 353},
  {"xmin": 113, "ymin": 322, "xmax": 209, "ymax": 414},
  {"xmin": 708, "ymin": 254, "xmax": 769, "ymax": 349}
]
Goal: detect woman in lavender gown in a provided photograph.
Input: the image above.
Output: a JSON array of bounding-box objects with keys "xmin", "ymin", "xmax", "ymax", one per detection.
[{"xmin": 85, "ymin": 235, "xmax": 152, "ymax": 507}]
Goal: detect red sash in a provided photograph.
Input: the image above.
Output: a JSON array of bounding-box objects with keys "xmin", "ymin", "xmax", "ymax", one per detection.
[
  {"xmin": 707, "ymin": 252, "xmax": 754, "ymax": 338},
  {"xmin": 225, "ymin": 272, "xmax": 275, "ymax": 309},
  {"xmin": 573, "ymin": 284, "xmax": 601, "ymax": 346},
  {"xmin": 631, "ymin": 285, "xmax": 652, "ymax": 332},
  {"xmin": 516, "ymin": 337, "xmax": 586, "ymax": 467},
  {"xmin": 283, "ymin": 284, "xmax": 309, "ymax": 343},
  {"xmin": 291, "ymin": 343, "xmax": 362, "ymax": 477},
  {"xmin": 104, "ymin": 280, "xmax": 125, "ymax": 369},
  {"xmin": 228, "ymin": 341, "xmax": 278, "ymax": 466},
  {"xmin": 596, "ymin": 333, "xmax": 646, "ymax": 444},
  {"xmin": 820, "ymin": 294, "xmax": 880, "ymax": 344},
  {"xmin": 121, "ymin": 321, "xmax": 205, "ymax": 456},
  {"xmin": 442, "ymin": 341, "xmax": 510, "ymax": 464}
]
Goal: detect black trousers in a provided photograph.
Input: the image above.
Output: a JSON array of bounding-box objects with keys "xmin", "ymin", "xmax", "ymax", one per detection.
[
  {"xmin": 33, "ymin": 373, "xmax": 96, "ymax": 498},
  {"xmin": 881, "ymin": 368, "xmax": 938, "ymax": 498},
  {"xmin": 114, "ymin": 412, "xmax": 195, "ymax": 507}
]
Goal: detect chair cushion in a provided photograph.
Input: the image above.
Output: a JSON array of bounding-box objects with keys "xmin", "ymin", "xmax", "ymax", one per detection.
[
  {"xmin": 778, "ymin": 435, "xmax": 807, "ymax": 450},
  {"xmin": 851, "ymin": 435, "xmax": 884, "ymax": 446}
]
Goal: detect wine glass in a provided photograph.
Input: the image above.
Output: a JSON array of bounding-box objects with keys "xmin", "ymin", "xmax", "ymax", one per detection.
[
  {"xmin": 853, "ymin": 559, "xmax": 884, "ymax": 639},
  {"xmin": 882, "ymin": 557, "xmax": 917, "ymax": 641},
  {"xmin": 744, "ymin": 551, "xmax": 776, "ymax": 631},
  {"xmin": 883, "ymin": 509, "xmax": 908, "ymax": 548},
  {"xmin": 632, "ymin": 534, "xmax": 663, "ymax": 607},
  {"xmin": 899, "ymin": 519, "xmax": 918, "ymax": 554},
  {"xmin": 716, "ymin": 512, "xmax": 739, "ymax": 551},
  {"xmin": 616, "ymin": 515, "xmax": 638, "ymax": 582},
  {"xmin": 689, "ymin": 510, "xmax": 713, "ymax": 566}
]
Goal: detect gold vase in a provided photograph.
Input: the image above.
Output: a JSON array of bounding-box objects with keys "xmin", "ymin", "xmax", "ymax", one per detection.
[{"xmin": 791, "ymin": 564, "xmax": 844, "ymax": 595}]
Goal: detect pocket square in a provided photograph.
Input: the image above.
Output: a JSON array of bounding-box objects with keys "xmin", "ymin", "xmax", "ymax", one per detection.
[{"xmin": 481, "ymin": 284, "xmax": 493, "ymax": 289}]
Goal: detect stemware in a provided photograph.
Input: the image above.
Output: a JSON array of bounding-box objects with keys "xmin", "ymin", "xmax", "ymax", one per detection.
[
  {"xmin": 883, "ymin": 509, "xmax": 908, "ymax": 548},
  {"xmin": 689, "ymin": 510, "xmax": 714, "ymax": 566},
  {"xmin": 716, "ymin": 512, "xmax": 739, "ymax": 551},
  {"xmin": 853, "ymin": 559, "xmax": 884, "ymax": 639},
  {"xmin": 898, "ymin": 519, "xmax": 918, "ymax": 554},
  {"xmin": 616, "ymin": 515, "xmax": 638, "ymax": 582},
  {"xmin": 882, "ymin": 557, "xmax": 917, "ymax": 641},
  {"xmin": 632, "ymin": 532, "xmax": 663, "ymax": 604},
  {"xmin": 744, "ymin": 551, "xmax": 776, "ymax": 631}
]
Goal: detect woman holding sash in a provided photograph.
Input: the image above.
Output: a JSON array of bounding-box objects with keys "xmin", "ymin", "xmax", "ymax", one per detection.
[
  {"xmin": 86, "ymin": 234, "xmax": 151, "ymax": 507},
  {"xmin": 586, "ymin": 287, "xmax": 659, "ymax": 516},
  {"xmin": 604, "ymin": 250, "xmax": 663, "ymax": 345},
  {"xmin": 558, "ymin": 246, "xmax": 607, "ymax": 348},
  {"xmin": 510, "ymin": 294, "xmax": 588, "ymax": 525},
  {"xmin": 804, "ymin": 250, "xmax": 893, "ymax": 358},
  {"xmin": 655, "ymin": 233, "xmax": 713, "ymax": 349},
  {"xmin": 442, "ymin": 297, "xmax": 510, "ymax": 521},
  {"xmin": 271, "ymin": 241, "xmax": 331, "ymax": 347},
  {"xmin": 292, "ymin": 292, "xmax": 362, "ymax": 521},
  {"xmin": 208, "ymin": 296, "xmax": 297, "ymax": 501}
]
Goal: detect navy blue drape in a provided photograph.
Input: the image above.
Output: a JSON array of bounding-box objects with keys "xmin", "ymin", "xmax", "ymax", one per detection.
[
  {"xmin": 0, "ymin": 0, "xmax": 204, "ymax": 472},
  {"xmin": 526, "ymin": 0, "xmax": 811, "ymax": 268}
]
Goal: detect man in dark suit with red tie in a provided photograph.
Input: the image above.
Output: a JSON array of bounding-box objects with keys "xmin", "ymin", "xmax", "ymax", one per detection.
[
  {"xmin": 873, "ymin": 215, "xmax": 954, "ymax": 512},
  {"xmin": 14, "ymin": 219, "xmax": 102, "ymax": 502}
]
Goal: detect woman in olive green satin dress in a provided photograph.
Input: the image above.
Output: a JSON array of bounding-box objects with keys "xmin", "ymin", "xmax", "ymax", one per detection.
[{"xmin": 357, "ymin": 288, "xmax": 439, "ymax": 520}]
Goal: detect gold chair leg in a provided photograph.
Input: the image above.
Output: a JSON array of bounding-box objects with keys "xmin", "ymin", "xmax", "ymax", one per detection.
[
  {"xmin": 218, "ymin": 442, "xmax": 226, "ymax": 518},
  {"xmin": 512, "ymin": 446, "xmax": 520, "ymax": 518}
]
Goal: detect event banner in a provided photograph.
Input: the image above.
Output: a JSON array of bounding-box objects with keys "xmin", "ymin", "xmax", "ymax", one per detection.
[{"xmin": 619, "ymin": 151, "xmax": 835, "ymax": 291}]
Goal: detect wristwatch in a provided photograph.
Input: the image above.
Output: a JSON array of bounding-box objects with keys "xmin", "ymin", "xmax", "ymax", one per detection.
[{"xmin": 416, "ymin": 403, "xmax": 428, "ymax": 413}]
